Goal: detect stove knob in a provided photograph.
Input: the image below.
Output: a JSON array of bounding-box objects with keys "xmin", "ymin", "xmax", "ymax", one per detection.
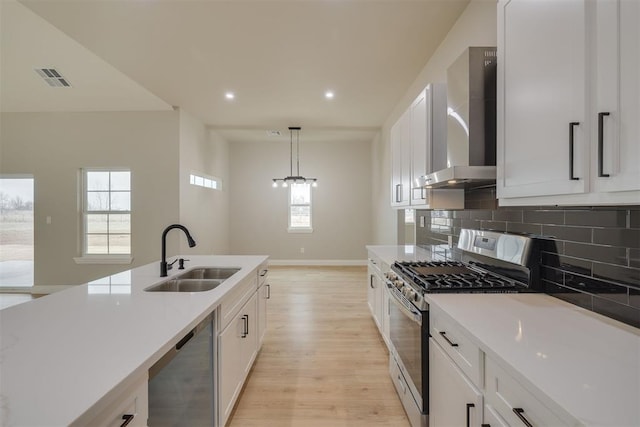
[{"xmin": 394, "ymin": 280, "xmax": 404, "ymax": 289}]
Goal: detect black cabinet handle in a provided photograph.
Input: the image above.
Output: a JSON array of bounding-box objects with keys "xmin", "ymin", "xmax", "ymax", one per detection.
[
  {"xmin": 569, "ymin": 122, "xmax": 580, "ymax": 180},
  {"xmin": 370, "ymin": 275, "xmax": 375, "ymax": 289},
  {"xmin": 598, "ymin": 112, "xmax": 610, "ymax": 177},
  {"xmin": 266, "ymin": 284, "xmax": 271, "ymax": 299},
  {"xmin": 175, "ymin": 330, "xmax": 195, "ymax": 350},
  {"xmin": 481, "ymin": 425, "xmax": 491, "ymax": 427},
  {"xmin": 439, "ymin": 331, "xmax": 459, "ymax": 347},
  {"xmin": 120, "ymin": 414, "xmax": 135, "ymax": 427},
  {"xmin": 241, "ymin": 315, "xmax": 248, "ymax": 338},
  {"xmin": 260, "ymin": 269, "xmax": 268, "ymax": 277},
  {"xmin": 466, "ymin": 403, "xmax": 475, "ymax": 427},
  {"xmin": 513, "ymin": 407, "xmax": 534, "ymax": 427}
]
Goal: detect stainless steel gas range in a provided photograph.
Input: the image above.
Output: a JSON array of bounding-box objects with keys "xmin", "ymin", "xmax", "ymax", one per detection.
[{"xmin": 384, "ymin": 229, "xmax": 543, "ymax": 427}]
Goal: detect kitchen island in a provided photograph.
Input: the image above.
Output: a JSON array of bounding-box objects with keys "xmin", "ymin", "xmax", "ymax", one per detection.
[{"xmin": 0, "ymin": 255, "xmax": 268, "ymax": 426}]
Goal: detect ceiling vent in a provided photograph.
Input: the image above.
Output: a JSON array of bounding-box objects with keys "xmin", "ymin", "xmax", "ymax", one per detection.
[
  {"xmin": 266, "ymin": 130, "xmax": 282, "ymax": 137},
  {"xmin": 34, "ymin": 68, "xmax": 71, "ymax": 87}
]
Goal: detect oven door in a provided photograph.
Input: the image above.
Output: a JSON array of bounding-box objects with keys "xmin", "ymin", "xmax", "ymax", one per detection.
[{"xmin": 387, "ymin": 285, "xmax": 429, "ymax": 413}]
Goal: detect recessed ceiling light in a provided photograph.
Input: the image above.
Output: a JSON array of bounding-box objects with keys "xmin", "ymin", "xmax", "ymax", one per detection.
[
  {"xmin": 225, "ymin": 92, "xmax": 235, "ymax": 100},
  {"xmin": 325, "ymin": 90, "xmax": 334, "ymax": 99}
]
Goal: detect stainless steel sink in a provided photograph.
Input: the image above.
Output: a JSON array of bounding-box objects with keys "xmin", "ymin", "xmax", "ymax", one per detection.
[
  {"xmin": 145, "ymin": 278, "xmax": 224, "ymax": 292},
  {"xmin": 174, "ymin": 267, "xmax": 240, "ymax": 280}
]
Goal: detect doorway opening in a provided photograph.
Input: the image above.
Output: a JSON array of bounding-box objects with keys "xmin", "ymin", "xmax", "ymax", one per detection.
[{"xmin": 0, "ymin": 177, "xmax": 34, "ymax": 289}]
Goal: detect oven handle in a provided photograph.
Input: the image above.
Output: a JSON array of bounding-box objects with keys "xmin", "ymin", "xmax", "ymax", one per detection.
[{"xmin": 387, "ymin": 284, "xmax": 422, "ymax": 325}]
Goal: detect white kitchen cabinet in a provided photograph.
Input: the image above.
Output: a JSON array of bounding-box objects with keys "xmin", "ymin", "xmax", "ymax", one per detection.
[
  {"xmin": 391, "ymin": 84, "xmax": 456, "ymax": 209},
  {"xmin": 483, "ymin": 404, "xmax": 509, "ymax": 427},
  {"xmin": 82, "ymin": 373, "xmax": 148, "ymax": 427},
  {"xmin": 257, "ymin": 264, "xmax": 269, "ymax": 347},
  {"xmin": 218, "ymin": 291, "xmax": 258, "ymax": 427},
  {"xmin": 484, "ymin": 356, "xmax": 574, "ymax": 426},
  {"xmin": 391, "ymin": 108, "xmax": 411, "ymax": 207},
  {"xmin": 592, "ymin": 0, "xmax": 640, "ymax": 195},
  {"xmin": 429, "ymin": 338, "xmax": 483, "ymax": 427},
  {"xmin": 497, "ymin": 0, "xmax": 640, "ymax": 206},
  {"xmin": 410, "ymin": 84, "xmax": 448, "ymax": 206},
  {"xmin": 367, "ymin": 253, "xmax": 391, "ymax": 349},
  {"xmin": 497, "ymin": 0, "xmax": 588, "ymax": 199}
]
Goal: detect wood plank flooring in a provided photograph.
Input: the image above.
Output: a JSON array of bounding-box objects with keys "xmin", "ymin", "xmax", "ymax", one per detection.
[{"xmin": 227, "ymin": 266, "xmax": 409, "ymax": 427}]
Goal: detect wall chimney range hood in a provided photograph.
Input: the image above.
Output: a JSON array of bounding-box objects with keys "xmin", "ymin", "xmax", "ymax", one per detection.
[{"xmin": 418, "ymin": 47, "xmax": 497, "ymax": 189}]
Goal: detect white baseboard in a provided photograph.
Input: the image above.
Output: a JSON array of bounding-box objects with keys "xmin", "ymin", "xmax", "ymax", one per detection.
[{"xmin": 268, "ymin": 259, "xmax": 367, "ymax": 266}]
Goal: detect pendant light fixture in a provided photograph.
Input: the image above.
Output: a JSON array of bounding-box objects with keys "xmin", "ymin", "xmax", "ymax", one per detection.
[{"xmin": 272, "ymin": 126, "xmax": 318, "ymax": 188}]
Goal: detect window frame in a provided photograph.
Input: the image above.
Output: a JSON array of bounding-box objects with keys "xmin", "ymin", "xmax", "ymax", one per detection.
[
  {"xmin": 74, "ymin": 168, "xmax": 133, "ymax": 265},
  {"xmin": 287, "ymin": 182, "xmax": 313, "ymax": 233}
]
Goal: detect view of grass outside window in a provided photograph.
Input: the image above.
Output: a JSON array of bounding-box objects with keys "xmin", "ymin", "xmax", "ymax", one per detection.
[
  {"xmin": 84, "ymin": 170, "xmax": 131, "ymax": 255},
  {"xmin": 0, "ymin": 177, "xmax": 34, "ymax": 288},
  {"xmin": 289, "ymin": 183, "xmax": 312, "ymax": 231}
]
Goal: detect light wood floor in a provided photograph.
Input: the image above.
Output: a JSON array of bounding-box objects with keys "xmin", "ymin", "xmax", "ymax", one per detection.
[{"xmin": 227, "ymin": 266, "xmax": 410, "ymax": 427}]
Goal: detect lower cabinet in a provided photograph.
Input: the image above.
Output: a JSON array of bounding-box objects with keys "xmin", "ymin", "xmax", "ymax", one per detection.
[
  {"xmin": 429, "ymin": 338, "xmax": 483, "ymax": 427},
  {"xmin": 367, "ymin": 252, "xmax": 391, "ymax": 349},
  {"xmin": 429, "ymin": 305, "xmax": 578, "ymax": 427},
  {"xmin": 484, "ymin": 356, "xmax": 570, "ymax": 427},
  {"xmin": 218, "ymin": 291, "xmax": 258, "ymax": 427},
  {"xmin": 83, "ymin": 373, "xmax": 148, "ymax": 427},
  {"xmin": 257, "ymin": 263, "xmax": 269, "ymax": 347}
]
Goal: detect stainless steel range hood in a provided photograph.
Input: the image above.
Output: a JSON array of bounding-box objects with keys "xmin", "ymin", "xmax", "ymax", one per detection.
[{"xmin": 418, "ymin": 47, "xmax": 497, "ymax": 189}]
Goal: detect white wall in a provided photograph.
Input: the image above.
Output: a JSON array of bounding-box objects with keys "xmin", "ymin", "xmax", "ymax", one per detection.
[
  {"xmin": 371, "ymin": 0, "xmax": 498, "ymax": 244},
  {"xmin": 229, "ymin": 137, "xmax": 372, "ymax": 262},
  {"xmin": 178, "ymin": 110, "xmax": 230, "ymax": 255},
  {"xmin": 0, "ymin": 110, "xmax": 181, "ymax": 286}
]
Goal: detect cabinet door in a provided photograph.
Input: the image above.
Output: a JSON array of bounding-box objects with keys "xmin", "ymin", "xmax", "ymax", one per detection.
[
  {"xmin": 429, "ymin": 338, "xmax": 483, "ymax": 427},
  {"xmin": 483, "ymin": 404, "xmax": 509, "ymax": 427},
  {"xmin": 411, "ymin": 89, "xmax": 429, "ymax": 206},
  {"xmin": 497, "ymin": 0, "xmax": 588, "ymax": 198},
  {"xmin": 391, "ymin": 110, "xmax": 411, "ymax": 207},
  {"xmin": 257, "ymin": 282, "xmax": 269, "ymax": 347},
  {"xmin": 593, "ymin": 0, "xmax": 640, "ymax": 193},
  {"xmin": 218, "ymin": 292, "xmax": 258, "ymax": 427},
  {"xmin": 218, "ymin": 310, "xmax": 244, "ymax": 426}
]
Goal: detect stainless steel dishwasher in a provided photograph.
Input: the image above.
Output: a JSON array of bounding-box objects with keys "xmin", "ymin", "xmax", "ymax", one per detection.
[{"xmin": 148, "ymin": 313, "xmax": 215, "ymax": 426}]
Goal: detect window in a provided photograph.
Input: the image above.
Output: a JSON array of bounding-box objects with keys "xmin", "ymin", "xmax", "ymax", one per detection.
[
  {"xmin": 82, "ymin": 169, "xmax": 131, "ymax": 256},
  {"xmin": 189, "ymin": 173, "xmax": 221, "ymax": 190},
  {"xmin": 288, "ymin": 182, "xmax": 312, "ymax": 232}
]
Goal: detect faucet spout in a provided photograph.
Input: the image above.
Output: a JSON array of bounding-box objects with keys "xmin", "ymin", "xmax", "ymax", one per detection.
[{"xmin": 160, "ymin": 224, "xmax": 197, "ymax": 277}]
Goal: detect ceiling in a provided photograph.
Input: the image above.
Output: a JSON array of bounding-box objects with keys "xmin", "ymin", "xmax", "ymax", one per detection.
[{"xmin": 1, "ymin": 0, "xmax": 470, "ymax": 143}]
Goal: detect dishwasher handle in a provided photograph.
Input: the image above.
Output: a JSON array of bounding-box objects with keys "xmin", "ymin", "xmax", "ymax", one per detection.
[{"xmin": 175, "ymin": 330, "xmax": 195, "ymax": 350}]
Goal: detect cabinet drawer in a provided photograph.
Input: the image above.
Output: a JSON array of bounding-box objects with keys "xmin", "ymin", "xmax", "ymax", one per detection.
[
  {"xmin": 485, "ymin": 357, "xmax": 572, "ymax": 427},
  {"xmin": 218, "ymin": 274, "xmax": 257, "ymax": 330},
  {"xmin": 368, "ymin": 253, "xmax": 382, "ymax": 274},
  {"xmin": 80, "ymin": 373, "xmax": 148, "ymax": 427},
  {"xmin": 431, "ymin": 307, "xmax": 483, "ymax": 387},
  {"xmin": 257, "ymin": 261, "xmax": 268, "ymax": 287}
]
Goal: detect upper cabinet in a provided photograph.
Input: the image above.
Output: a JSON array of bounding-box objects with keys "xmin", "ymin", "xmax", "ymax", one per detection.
[
  {"xmin": 390, "ymin": 84, "xmax": 463, "ymax": 209},
  {"xmin": 497, "ymin": 0, "xmax": 640, "ymax": 206}
]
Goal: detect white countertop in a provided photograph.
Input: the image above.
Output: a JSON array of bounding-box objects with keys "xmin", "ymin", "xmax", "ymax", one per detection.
[
  {"xmin": 367, "ymin": 245, "xmax": 640, "ymax": 426},
  {"xmin": 0, "ymin": 255, "xmax": 267, "ymax": 426},
  {"xmin": 426, "ymin": 293, "xmax": 640, "ymax": 426}
]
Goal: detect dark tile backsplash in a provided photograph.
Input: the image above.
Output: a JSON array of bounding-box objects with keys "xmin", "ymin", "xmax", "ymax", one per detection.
[{"xmin": 416, "ymin": 194, "xmax": 640, "ymax": 328}]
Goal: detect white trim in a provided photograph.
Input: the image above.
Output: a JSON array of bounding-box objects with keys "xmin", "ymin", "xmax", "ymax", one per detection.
[
  {"xmin": 268, "ymin": 259, "xmax": 367, "ymax": 266},
  {"xmin": 74, "ymin": 256, "xmax": 133, "ymax": 265}
]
